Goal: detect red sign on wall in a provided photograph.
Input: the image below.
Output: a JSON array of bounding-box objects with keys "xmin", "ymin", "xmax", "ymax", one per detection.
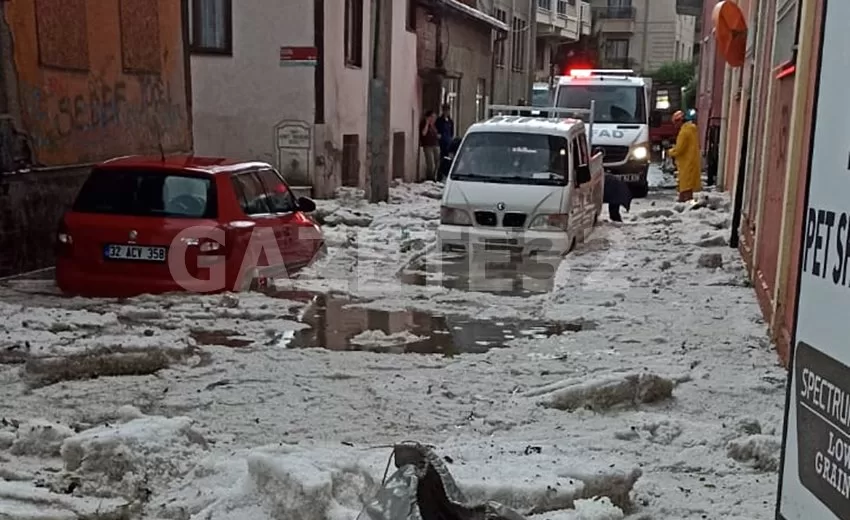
[{"xmin": 280, "ymin": 46, "xmax": 318, "ymax": 66}]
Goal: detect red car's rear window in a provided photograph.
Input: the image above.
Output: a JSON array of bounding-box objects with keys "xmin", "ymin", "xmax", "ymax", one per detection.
[{"xmin": 73, "ymin": 168, "xmax": 218, "ymax": 218}]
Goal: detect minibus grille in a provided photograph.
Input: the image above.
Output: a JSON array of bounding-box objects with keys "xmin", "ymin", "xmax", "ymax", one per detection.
[
  {"xmin": 474, "ymin": 211, "xmax": 497, "ymax": 226},
  {"xmin": 598, "ymin": 145, "xmax": 629, "ymax": 163},
  {"xmin": 502, "ymin": 213, "xmax": 527, "ymax": 228}
]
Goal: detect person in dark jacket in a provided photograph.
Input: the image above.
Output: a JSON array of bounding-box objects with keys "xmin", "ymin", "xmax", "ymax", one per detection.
[
  {"xmin": 603, "ymin": 174, "xmax": 632, "ymax": 222},
  {"xmin": 438, "ymin": 136, "xmax": 463, "ymax": 180}
]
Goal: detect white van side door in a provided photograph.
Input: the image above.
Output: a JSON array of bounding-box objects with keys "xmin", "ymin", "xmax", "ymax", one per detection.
[{"xmin": 568, "ymin": 137, "xmax": 584, "ymax": 240}]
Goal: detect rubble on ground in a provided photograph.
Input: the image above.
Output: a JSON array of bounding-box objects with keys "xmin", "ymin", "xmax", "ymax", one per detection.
[
  {"xmin": 527, "ymin": 372, "xmax": 675, "ymax": 411},
  {"xmin": 726, "ymin": 434, "xmax": 781, "ymax": 472},
  {"xmin": 697, "ymin": 253, "xmax": 724, "ymax": 269}
]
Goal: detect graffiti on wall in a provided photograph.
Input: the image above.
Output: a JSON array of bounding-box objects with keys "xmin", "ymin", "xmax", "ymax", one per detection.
[{"xmin": 20, "ymin": 72, "xmax": 187, "ymax": 164}]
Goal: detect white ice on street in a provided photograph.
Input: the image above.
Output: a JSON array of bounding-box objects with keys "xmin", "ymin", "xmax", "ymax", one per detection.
[{"xmin": 0, "ymin": 170, "xmax": 785, "ymax": 519}]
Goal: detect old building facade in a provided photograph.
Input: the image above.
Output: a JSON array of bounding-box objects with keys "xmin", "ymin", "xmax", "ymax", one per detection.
[
  {"xmin": 414, "ymin": 0, "xmax": 508, "ymax": 154},
  {"xmin": 0, "ymin": 0, "xmax": 192, "ymax": 276},
  {"xmin": 590, "ymin": 0, "xmax": 698, "ymax": 73},
  {"xmin": 533, "ymin": 0, "xmax": 592, "ymax": 83}
]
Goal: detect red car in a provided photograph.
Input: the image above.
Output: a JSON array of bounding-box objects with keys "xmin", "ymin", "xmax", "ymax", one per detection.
[{"xmin": 56, "ymin": 155, "xmax": 325, "ymax": 297}]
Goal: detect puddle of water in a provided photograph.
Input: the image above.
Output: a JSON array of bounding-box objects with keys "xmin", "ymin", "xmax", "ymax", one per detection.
[
  {"xmin": 399, "ymin": 252, "xmax": 560, "ymax": 297},
  {"xmin": 268, "ymin": 290, "xmax": 578, "ymax": 355}
]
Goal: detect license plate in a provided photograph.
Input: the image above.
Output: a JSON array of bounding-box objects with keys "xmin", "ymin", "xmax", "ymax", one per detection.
[
  {"xmin": 619, "ymin": 174, "xmax": 640, "ymax": 182},
  {"xmin": 103, "ymin": 244, "xmax": 167, "ymax": 262},
  {"xmin": 484, "ymin": 238, "xmax": 519, "ymax": 251}
]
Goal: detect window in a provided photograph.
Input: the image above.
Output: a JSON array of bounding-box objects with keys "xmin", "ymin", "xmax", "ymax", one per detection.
[
  {"xmin": 35, "ymin": 0, "xmax": 89, "ymax": 70},
  {"xmin": 537, "ymin": 0, "xmax": 552, "ymax": 10},
  {"xmin": 556, "ymin": 85, "xmax": 647, "ymax": 124},
  {"xmin": 605, "ymin": 39, "xmax": 630, "ymax": 59},
  {"xmin": 451, "ymin": 132, "xmax": 569, "ymax": 186},
  {"xmin": 255, "ymin": 169, "xmax": 298, "ymax": 213},
  {"xmin": 231, "ymin": 173, "xmax": 272, "ymax": 216},
  {"xmin": 493, "ymin": 9, "xmax": 507, "ymax": 68},
  {"xmin": 511, "ymin": 17, "xmax": 528, "ymax": 72},
  {"xmin": 475, "ymin": 79, "xmax": 487, "ymax": 121},
  {"xmin": 190, "ymin": 0, "xmax": 232, "ymax": 54},
  {"xmin": 73, "ymin": 170, "xmax": 217, "ymax": 218},
  {"xmin": 120, "ymin": 0, "xmax": 162, "ymax": 73},
  {"xmin": 344, "ymin": 0, "xmax": 364, "ymax": 67},
  {"xmin": 557, "ymin": 0, "xmax": 568, "ymax": 16}
]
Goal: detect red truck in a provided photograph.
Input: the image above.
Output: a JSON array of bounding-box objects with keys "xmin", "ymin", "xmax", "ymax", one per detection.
[{"xmin": 648, "ymin": 81, "xmax": 684, "ymax": 162}]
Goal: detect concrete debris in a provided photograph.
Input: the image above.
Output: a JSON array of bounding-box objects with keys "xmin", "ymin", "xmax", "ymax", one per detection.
[
  {"xmin": 726, "ymin": 434, "xmax": 781, "ymax": 472},
  {"xmin": 696, "ymin": 234, "xmax": 727, "ymax": 247},
  {"xmin": 697, "ymin": 253, "xmax": 723, "ymax": 269},
  {"xmin": 531, "ymin": 372, "xmax": 675, "ymax": 412}
]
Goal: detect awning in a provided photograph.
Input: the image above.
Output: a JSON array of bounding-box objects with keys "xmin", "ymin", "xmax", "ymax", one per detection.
[{"xmin": 438, "ymin": 0, "xmax": 509, "ymax": 32}]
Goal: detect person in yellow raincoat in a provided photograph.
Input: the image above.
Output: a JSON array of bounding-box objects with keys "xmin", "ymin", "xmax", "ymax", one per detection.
[{"xmin": 668, "ymin": 109, "xmax": 702, "ymax": 202}]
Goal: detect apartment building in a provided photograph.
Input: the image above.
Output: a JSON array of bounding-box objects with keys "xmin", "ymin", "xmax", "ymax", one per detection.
[
  {"xmin": 590, "ymin": 0, "xmax": 698, "ymax": 73},
  {"xmin": 533, "ymin": 0, "xmax": 593, "ymax": 82}
]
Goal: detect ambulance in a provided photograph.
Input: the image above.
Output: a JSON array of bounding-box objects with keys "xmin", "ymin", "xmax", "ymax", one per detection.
[{"xmin": 553, "ymin": 69, "xmax": 652, "ymax": 197}]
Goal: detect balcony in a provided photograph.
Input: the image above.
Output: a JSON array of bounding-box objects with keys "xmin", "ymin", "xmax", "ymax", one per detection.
[
  {"xmin": 676, "ymin": 0, "xmax": 702, "ymax": 17},
  {"xmin": 601, "ymin": 56, "xmax": 637, "ymax": 69},
  {"xmin": 592, "ymin": 5, "xmax": 636, "ymax": 33},
  {"xmin": 536, "ymin": 0, "xmax": 579, "ymax": 41}
]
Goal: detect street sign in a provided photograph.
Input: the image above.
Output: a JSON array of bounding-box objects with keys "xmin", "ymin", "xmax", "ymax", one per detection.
[
  {"xmin": 777, "ymin": 1, "xmax": 850, "ymax": 519},
  {"xmin": 279, "ymin": 46, "xmax": 317, "ymax": 67}
]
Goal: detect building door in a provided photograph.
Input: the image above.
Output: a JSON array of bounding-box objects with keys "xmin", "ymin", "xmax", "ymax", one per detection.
[{"xmin": 441, "ymin": 77, "xmax": 460, "ymax": 124}]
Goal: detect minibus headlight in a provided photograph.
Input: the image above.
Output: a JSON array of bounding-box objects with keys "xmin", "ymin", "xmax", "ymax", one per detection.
[
  {"xmin": 631, "ymin": 143, "xmax": 649, "ymax": 160},
  {"xmin": 440, "ymin": 206, "xmax": 472, "ymax": 226}
]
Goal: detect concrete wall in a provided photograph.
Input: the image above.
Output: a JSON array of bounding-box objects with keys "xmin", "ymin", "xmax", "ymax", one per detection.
[
  {"xmin": 493, "ymin": 0, "xmax": 535, "ymax": 104},
  {"xmin": 0, "ymin": 0, "xmax": 191, "ymax": 276},
  {"xmin": 390, "ymin": 3, "xmax": 420, "ymax": 182},
  {"xmin": 319, "ymin": 0, "xmax": 371, "ymax": 191},
  {"xmin": 5, "ymin": 0, "xmax": 191, "ymax": 165},
  {"xmin": 191, "ymin": 0, "xmax": 315, "ymax": 185},
  {"xmin": 696, "ymin": 0, "xmax": 724, "ymax": 146},
  {"xmin": 441, "ymin": 13, "xmax": 494, "ymax": 134}
]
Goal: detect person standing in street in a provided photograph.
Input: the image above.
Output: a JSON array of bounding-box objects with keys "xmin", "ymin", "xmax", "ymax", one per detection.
[
  {"xmin": 435, "ymin": 104, "xmax": 455, "ymax": 176},
  {"xmin": 603, "ymin": 174, "xmax": 632, "ymax": 222},
  {"xmin": 420, "ymin": 110, "xmax": 440, "ymax": 181},
  {"xmin": 668, "ymin": 109, "xmax": 702, "ymax": 202}
]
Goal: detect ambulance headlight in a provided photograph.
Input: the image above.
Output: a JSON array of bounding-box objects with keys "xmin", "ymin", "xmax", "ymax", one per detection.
[{"xmin": 631, "ymin": 145, "xmax": 648, "ymax": 160}]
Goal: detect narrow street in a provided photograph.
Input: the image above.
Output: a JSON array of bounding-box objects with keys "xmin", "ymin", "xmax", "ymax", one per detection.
[{"xmin": 0, "ymin": 173, "xmax": 785, "ymax": 519}]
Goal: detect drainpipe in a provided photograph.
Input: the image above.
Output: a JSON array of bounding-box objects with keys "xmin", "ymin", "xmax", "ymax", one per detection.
[
  {"xmin": 768, "ymin": 0, "xmax": 816, "ymax": 340},
  {"xmin": 715, "ymin": 64, "xmax": 732, "ymax": 192},
  {"xmin": 523, "ymin": 1, "xmax": 537, "ymax": 98},
  {"xmin": 750, "ymin": 0, "xmax": 780, "ymax": 274},
  {"xmin": 506, "ymin": 0, "xmax": 515, "ymax": 104}
]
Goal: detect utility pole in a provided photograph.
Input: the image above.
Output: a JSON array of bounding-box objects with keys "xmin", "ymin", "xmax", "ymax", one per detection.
[{"xmin": 366, "ymin": 0, "xmax": 392, "ymax": 202}]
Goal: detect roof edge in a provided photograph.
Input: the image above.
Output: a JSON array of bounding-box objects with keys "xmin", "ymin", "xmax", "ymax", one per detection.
[{"xmin": 438, "ymin": 0, "xmax": 509, "ymax": 32}]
